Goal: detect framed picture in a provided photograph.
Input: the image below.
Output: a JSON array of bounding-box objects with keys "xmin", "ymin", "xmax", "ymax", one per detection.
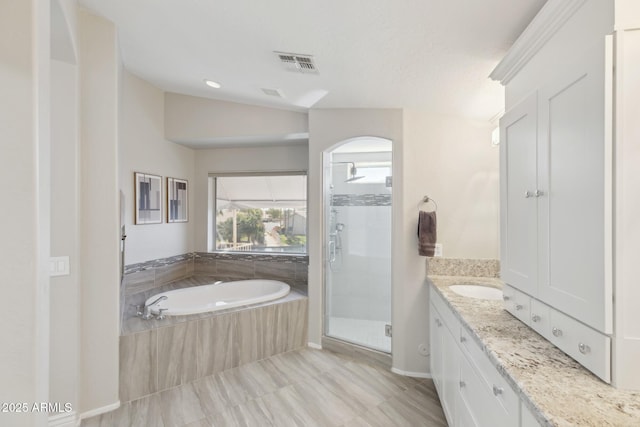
[
  {"xmin": 134, "ymin": 172, "xmax": 162, "ymax": 224},
  {"xmin": 167, "ymin": 177, "xmax": 188, "ymax": 223}
]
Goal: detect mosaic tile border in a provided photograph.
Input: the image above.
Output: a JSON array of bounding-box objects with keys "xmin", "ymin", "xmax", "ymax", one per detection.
[
  {"xmin": 125, "ymin": 252, "xmax": 309, "ymax": 274},
  {"xmin": 122, "ymin": 252, "xmax": 309, "ymax": 298},
  {"xmin": 194, "ymin": 252, "xmax": 308, "ymax": 264},
  {"xmin": 332, "ymin": 194, "xmax": 392, "ymax": 207},
  {"xmin": 124, "ymin": 253, "xmax": 196, "ymax": 275}
]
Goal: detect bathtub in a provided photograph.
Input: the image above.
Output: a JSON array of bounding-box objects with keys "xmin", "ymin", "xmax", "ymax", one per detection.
[{"xmin": 146, "ymin": 279, "xmax": 290, "ymax": 316}]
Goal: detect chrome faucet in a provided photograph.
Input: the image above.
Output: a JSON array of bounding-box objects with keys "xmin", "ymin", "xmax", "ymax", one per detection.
[{"xmin": 140, "ymin": 295, "xmax": 167, "ymax": 320}]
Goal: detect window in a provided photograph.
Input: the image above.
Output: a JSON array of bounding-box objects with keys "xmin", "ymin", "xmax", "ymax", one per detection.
[{"xmin": 211, "ymin": 173, "xmax": 307, "ymax": 254}]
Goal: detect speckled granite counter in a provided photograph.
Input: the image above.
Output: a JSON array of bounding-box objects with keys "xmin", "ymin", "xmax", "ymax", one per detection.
[{"xmin": 429, "ymin": 275, "xmax": 640, "ymax": 427}]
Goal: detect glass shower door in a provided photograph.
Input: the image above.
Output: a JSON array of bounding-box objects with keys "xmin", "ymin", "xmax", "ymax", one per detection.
[{"xmin": 324, "ymin": 140, "xmax": 392, "ymax": 353}]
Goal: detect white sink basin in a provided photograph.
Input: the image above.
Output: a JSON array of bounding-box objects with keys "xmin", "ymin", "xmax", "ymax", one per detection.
[{"xmin": 449, "ymin": 285, "xmax": 503, "ymax": 301}]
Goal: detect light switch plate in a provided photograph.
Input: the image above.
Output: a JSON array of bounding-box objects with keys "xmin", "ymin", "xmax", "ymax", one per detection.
[
  {"xmin": 50, "ymin": 256, "xmax": 70, "ymax": 277},
  {"xmin": 434, "ymin": 243, "xmax": 443, "ymax": 257}
]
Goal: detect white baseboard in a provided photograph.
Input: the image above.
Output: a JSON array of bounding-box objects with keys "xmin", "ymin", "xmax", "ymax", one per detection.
[
  {"xmin": 48, "ymin": 411, "xmax": 80, "ymax": 427},
  {"xmin": 307, "ymin": 342, "xmax": 322, "ymax": 350},
  {"xmin": 391, "ymin": 367, "xmax": 432, "ymax": 379},
  {"xmin": 48, "ymin": 411, "xmax": 77, "ymax": 427},
  {"xmin": 78, "ymin": 401, "xmax": 120, "ymax": 421}
]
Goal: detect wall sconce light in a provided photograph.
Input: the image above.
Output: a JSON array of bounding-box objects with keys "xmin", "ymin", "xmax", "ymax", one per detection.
[{"xmin": 491, "ymin": 127, "xmax": 500, "ymax": 147}]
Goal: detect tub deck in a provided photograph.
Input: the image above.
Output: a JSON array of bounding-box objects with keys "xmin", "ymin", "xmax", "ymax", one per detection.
[{"xmin": 121, "ymin": 275, "xmax": 307, "ymax": 336}]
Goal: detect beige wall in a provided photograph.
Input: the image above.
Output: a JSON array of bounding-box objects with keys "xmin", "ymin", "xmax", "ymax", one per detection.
[
  {"xmin": 308, "ymin": 108, "xmax": 499, "ymax": 377},
  {"xmin": 307, "ymin": 108, "xmax": 404, "ymax": 359},
  {"xmin": 78, "ymin": 9, "xmax": 120, "ymax": 415},
  {"xmin": 120, "ymin": 71, "xmax": 196, "ymax": 265},
  {"xmin": 193, "ymin": 145, "xmax": 309, "ymax": 252},
  {"xmin": 165, "ymin": 93, "xmax": 308, "ymax": 147},
  {"xmin": 400, "ymin": 110, "xmax": 499, "ymax": 375},
  {"xmin": 403, "ymin": 110, "xmax": 499, "ymax": 259},
  {"xmin": 0, "ymin": 1, "xmax": 51, "ymax": 425},
  {"xmin": 50, "ymin": 58, "xmax": 80, "ymax": 417}
]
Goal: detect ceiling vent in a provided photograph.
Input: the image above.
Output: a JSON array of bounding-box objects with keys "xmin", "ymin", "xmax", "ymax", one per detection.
[
  {"xmin": 261, "ymin": 88, "xmax": 285, "ymax": 98},
  {"xmin": 275, "ymin": 51, "xmax": 318, "ymax": 74}
]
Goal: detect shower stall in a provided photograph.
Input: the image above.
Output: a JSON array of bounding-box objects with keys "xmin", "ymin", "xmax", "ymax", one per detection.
[{"xmin": 324, "ymin": 137, "xmax": 393, "ymax": 353}]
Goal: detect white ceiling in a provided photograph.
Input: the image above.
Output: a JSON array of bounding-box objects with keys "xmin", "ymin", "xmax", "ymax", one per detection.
[{"xmin": 79, "ymin": 0, "xmax": 546, "ymax": 121}]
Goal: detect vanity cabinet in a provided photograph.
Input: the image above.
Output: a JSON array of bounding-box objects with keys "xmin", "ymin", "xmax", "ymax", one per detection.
[
  {"xmin": 429, "ymin": 294, "xmax": 459, "ymax": 425},
  {"xmin": 491, "ymin": 0, "xmax": 640, "ymax": 386},
  {"xmin": 430, "ymin": 287, "xmax": 531, "ymax": 427}
]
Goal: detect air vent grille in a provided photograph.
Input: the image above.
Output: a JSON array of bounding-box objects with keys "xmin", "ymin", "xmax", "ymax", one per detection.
[
  {"xmin": 275, "ymin": 51, "xmax": 318, "ymax": 74},
  {"xmin": 261, "ymin": 88, "xmax": 284, "ymax": 98}
]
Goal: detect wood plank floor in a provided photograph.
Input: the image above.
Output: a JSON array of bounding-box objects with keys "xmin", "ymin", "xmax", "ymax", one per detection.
[{"xmin": 82, "ymin": 348, "xmax": 447, "ymax": 427}]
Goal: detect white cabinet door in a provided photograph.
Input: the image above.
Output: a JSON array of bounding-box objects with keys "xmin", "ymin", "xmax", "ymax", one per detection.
[
  {"xmin": 521, "ymin": 402, "xmax": 541, "ymax": 427},
  {"xmin": 430, "ymin": 303, "xmax": 444, "ymax": 393},
  {"xmin": 430, "ymin": 301, "xmax": 456, "ymax": 426},
  {"xmin": 537, "ymin": 42, "xmax": 612, "ymax": 334},
  {"xmin": 500, "ymin": 94, "xmax": 539, "ymax": 297},
  {"xmin": 442, "ymin": 324, "xmax": 459, "ymax": 426}
]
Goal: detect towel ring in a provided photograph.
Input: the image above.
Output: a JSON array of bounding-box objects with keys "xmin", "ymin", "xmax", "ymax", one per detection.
[{"xmin": 418, "ymin": 196, "xmax": 437, "ymax": 211}]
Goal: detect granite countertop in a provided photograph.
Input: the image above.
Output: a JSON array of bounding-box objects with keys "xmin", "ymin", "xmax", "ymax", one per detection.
[{"xmin": 429, "ymin": 275, "xmax": 640, "ymax": 427}]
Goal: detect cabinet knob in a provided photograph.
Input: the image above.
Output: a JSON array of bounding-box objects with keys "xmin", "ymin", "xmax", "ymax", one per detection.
[
  {"xmin": 460, "ymin": 336, "xmax": 467, "ymax": 343},
  {"xmin": 435, "ymin": 319, "xmax": 442, "ymax": 327},
  {"xmin": 524, "ymin": 191, "xmax": 534, "ymax": 198},
  {"xmin": 459, "ymin": 381, "xmax": 466, "ymax": 389},
  {"xmin": 531, "ymin": 314, "xmax": 541, "ymax": 323},
  {"xmin": 552, "ymin": 327, "xmax": 563, "ymax": 337},
  {"xmin": 492, "ymin": 385, "xmax": 503, "ymax": 396},
  {"xmin": 578, "ymin": 343, "xmax": 591, "ymax": 355},
  {"xmin": 534, "ymin": 190, "xmax": 544, "ymax": 197},
  {"xmin": 503, "ymin": 295, "xmax": 511, "ymax": 301},
  {"xmin": 515, "ymin": 304, "xmax": 524, "ymax": 311}
]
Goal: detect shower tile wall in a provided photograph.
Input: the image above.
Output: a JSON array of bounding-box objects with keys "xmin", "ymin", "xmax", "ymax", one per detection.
[{"xmin": 329, "ymin": 205, "xmax": 391, "ymax": 322}]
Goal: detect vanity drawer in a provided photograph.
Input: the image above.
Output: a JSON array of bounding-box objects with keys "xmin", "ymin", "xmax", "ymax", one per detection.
[
  {"xmin": 503, "ymin": 284, "xmax": 532, "ymax": 326},
  {"xmin": 459, "ymin": 352, "xmax": 519, "ymax": 427},
  {"xmin": 430, "ymin": 287, "xmax": 460, "ymax": 336},
  {"xmin": 547, "ymin": 308, "xmax": 611, "ymax": 383},
  {"xmin": 529, "ymin": 299, "xmax": 551, "ymax": 339},
  {"xmin": 459, "ymin": 326, "xmax": 498, "ymax": 388}
]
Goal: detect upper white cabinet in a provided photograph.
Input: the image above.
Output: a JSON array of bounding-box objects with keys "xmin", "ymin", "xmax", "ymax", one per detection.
[
  {"xmin": 536, "ymin": 43, "xmax": 612, "ymax": 334},
  {"xmin": 500, "ymin": 94, "xmax": 538, "ymax": 298},
  {"xmin": 493, "ymin": 0, "xmax": 640, "ymax": 389},
  {"xmin": 500, "ymin": 41, "xmax": 612, "ymax": 334}
]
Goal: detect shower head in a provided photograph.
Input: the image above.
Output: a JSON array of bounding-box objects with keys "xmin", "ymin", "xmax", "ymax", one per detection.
[
  {"xmin": 345, "ymin": 163, "xmax": 364, "ymax": 183},
  {"xmin": 330, "ymin": 161, "xmax": 365, "ymax": 182}
]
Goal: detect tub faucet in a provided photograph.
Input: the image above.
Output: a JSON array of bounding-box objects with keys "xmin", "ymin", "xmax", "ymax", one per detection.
[{"xmin": 141, "ymin": 295, "xmax": 167, "ymax": 320}]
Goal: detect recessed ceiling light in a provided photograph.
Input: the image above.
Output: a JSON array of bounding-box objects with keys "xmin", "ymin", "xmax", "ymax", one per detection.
[{"xmin": 204, "ymin": 79, "xmax": 221, "ymax": 89}]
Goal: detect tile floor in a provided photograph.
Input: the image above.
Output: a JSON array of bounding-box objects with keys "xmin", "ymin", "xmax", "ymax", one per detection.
[
  {"xmin": 326, "ymin": 317, "xmax": 391, "ymax": 353},
  {"xmin": 82, "ymin": 348, "xmax": 446, "ymax": 427}
]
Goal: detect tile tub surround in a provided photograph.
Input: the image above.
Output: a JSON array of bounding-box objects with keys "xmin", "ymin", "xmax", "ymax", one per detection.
[
  {"xmin": 427, "ymin": 257, "xmax": 500, "ymax": 277},
  {"xmin": 120, "ymin": 294, "xmax": 308, "ymax": 402},
  {"xmin": 429, "ymin": 275, "xmax": 640, "ymax": 426},
  {"xmin": 121, "ymin": 276, "xmax": 307, "ymax": 335},
  {"xmin": 122, "ymin": 252, "xmax": 309, "ymax": 296}
]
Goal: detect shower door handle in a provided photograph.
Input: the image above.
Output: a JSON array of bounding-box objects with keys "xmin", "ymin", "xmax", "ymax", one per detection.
[{"xmin": 329, "ymin": 240, "xmax": 336, "ymax": 263}]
